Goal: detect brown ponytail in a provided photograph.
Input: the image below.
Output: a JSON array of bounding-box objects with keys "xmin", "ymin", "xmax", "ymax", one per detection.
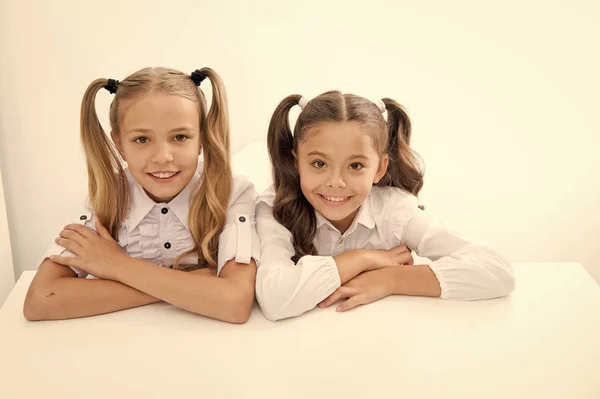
[
  {"xmin": 267, "ymin": 94, "xmax": 318, "ymax": 262},
  {"xmin": 378, "ymin": 98, "xmax": 424, "ymax": 195}
]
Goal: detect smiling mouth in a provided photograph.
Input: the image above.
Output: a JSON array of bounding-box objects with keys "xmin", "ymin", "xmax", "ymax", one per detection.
[
  {"xmin": 318, "ymin": 194, "xmax": 352, "ymax": 206},
  {"xmin": 148, "ymin": 171, "xmax": 179, "ymax": 179}
]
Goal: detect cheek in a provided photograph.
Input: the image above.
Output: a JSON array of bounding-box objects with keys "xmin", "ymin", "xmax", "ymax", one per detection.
[{"xmin": 353, "ymin": 173, "xmax": 377, "ymax": 194}]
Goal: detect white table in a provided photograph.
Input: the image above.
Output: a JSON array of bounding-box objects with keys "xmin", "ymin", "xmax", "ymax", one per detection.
[{"xmin": 1, "ymin": 263, "xmax": 599, "ymax": 399}]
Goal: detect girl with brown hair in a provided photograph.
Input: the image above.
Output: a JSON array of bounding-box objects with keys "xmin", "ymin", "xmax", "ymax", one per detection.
[
  {"xmin": 256, "ymin": 90, "xmax": 515, "ymax": 321},
  {"xmin": 24, "ymin": 67, "xmax": 259, "ymax": 323}
]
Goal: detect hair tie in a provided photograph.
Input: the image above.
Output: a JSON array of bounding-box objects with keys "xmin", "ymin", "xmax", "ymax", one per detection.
[
  {"xmin": 190, "ymin": 69, "xmax": 208, "ymax": 86},
  {"xmin": 375, "ymin": 99, "xmax": 386, "ymax": 113},
  {"xmin": 104, "ymin": 79, "xmax": 119, "ymax": 94},
  {"xmin": 298, "ymin": 96, "xmax": 309, "ymax": 110}
]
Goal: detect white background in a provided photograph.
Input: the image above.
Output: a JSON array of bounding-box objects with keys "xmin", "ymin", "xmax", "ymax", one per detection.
[{"xmin": 0, "ymin": 0, "xmax": 598, "ymax": 303}]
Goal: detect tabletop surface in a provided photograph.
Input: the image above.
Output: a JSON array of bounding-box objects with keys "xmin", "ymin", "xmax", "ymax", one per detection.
[{"xmin": 1, "ymin": 263, "xmax": 599, "ymax": 399}]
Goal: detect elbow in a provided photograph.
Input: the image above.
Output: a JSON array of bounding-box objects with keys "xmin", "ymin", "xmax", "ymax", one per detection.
[
  {"xmin": 485, "ymin": 262, "xmax": 517, "ymax": 300},
  {"xmin": 488, "ymin": 254, "xmax": 516, "ymax": 298},
  {"xmin": 497, "ymin": 265, "xmax": 516, "ymax": 298},
  {"xmin": 479, "ymin": 248, "xmax": 516, "ymax": 300},
  {"xmin": 258, "ymin": 301, "xmax": 286, "ymax": 322},
  {"xmin": 23, "ymin": 290, "xmax": 48, "ymax": 321},
  {"xmin": 438, "ymin": 252, "xmax": 516, "ymax": 301},
  {"xmin": 255, "ymin": 284, "xmax": 291, "ymax": 322},
  {"xmin": 224, "ymin": 290, "xmax": 254, "ymax": 324}
]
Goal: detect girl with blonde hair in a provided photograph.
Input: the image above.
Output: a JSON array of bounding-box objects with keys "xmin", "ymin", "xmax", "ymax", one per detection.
[{"xmin": 24, "ymin": 67, "xmax": 259, "ymax": 323}]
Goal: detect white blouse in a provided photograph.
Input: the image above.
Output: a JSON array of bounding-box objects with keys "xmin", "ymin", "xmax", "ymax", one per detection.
[
  {"xmin": 43, "ymin": 161, "xmax": 260, "ymax": 277},
  {"xmin": 255, "ymin": 185, "xmax": 515, "ymax": 321}
]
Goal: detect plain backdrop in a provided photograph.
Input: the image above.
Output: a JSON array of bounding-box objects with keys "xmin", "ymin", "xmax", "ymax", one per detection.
[{"xmin": 0, "ymin": 0, "xmax": 598, "ymax": 304}]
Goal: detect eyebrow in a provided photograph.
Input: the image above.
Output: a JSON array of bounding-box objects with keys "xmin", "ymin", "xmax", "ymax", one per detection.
[
  {"xmin": 125, "ymin": 126, "xmax": 195, "ymax": 135},
  {"xmin": 306, "ymin": 151, "xmax": 370, "ymax": 161}
]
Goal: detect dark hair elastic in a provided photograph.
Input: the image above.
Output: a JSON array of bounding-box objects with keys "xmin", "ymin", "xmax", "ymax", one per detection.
[
  {"xmin": 104, "ymin": 79, "xmax": 119, "ymax": 94},
  {"xmin": 190, "ymin": 69, "xmax": 208, "ymax": 86}
]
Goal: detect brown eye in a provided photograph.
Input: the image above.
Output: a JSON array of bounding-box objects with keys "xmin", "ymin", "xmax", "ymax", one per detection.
[
  {"xmin": 349, "ymin": 163, "xmax": 364, "ymax": 170},
  {"xmin": 134, "ymin": 137, "xmax": 149, "ymax": 144},
  {"xmin": 312, "ymin": 160, "xmax": 326, "ymax": 169},
  {"xmin": 174, "ymin": 134, "xmax": 188, "ymax": 142}
]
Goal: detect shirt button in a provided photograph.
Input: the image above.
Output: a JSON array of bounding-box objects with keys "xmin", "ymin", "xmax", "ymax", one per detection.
[
  {"xmin": 338, "ymin": 237, "xmax": 344, "ymax": 244},
  {"xmin": 80, "ymin": 215, "xmax": 87, "ymax": 220},
  {"xmin": 238, "ymin": 216, "xmax": 246, "ymax": 223},
  {"xmin": 161, "ymin": 207, "xmax": 168, "ymax": 214},
  {"xmin": 164, "ymin": 242, "xmax": 171, "ymax": 249}
]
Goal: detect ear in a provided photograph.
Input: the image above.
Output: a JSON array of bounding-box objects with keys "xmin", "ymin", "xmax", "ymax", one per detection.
[
  {"xmin": 110, "ymin": 131, "xmax": 126, "ymax": 161},
  {"xmin": 373, "ymin": 154, "xmax": 389, "ymax": 184}
]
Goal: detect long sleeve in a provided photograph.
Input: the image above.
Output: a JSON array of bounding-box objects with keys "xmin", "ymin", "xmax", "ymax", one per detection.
[
  {"xmin": 217, "ymin": 175, "xmax": 261, "ymax": 275},
  {"xmin": 255, "ymin": 198, "xmax": 341, "ymax": 321},
  {"xmin": 396, "ymin": 209, "xmax": 515, "ymax": 300},
  {"xmin": 41, "ymin": 210, "xmax": 98, "ymax": 278}
]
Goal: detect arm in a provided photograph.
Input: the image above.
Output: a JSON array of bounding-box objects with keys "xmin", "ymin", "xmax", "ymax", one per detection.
[
  {"xmin": 23, "ymin": 259, "xmax": 161, "ymax": 321},
  {"xmin": 386, "ymin": 264, "xmax": 441, "ymax": 297},
  {"xmin": 46, "ymin": 177, "xmax": 260, "ymax": 324},
  {"xmin": 114, "ymin": 258, "xmax": 256, "ymax": 324},
  {"xmin": 318, "ymin": 264, "xmax": 441, "ymax": 311},
  {"xmin": 399, "ymin": 210, "xmax": 515, "ymax": 300},
  {"xmin": 254, "ymin": 200, "xmax": 409, "ymax": 321},
  {"xmin": 321, "ymin": 199, "xmax": 514, "ymax": 311}
]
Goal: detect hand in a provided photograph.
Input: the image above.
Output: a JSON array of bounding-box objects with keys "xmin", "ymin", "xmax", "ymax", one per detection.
[
  {"xmin": 50, "ymin": 221, "xmax": 127, "ymax": 281},
  {"xmin": 318, "ymin": 268, "xmax": 393, "ymax": 312},
  {"xmin": 365, "ymin": 245, "xmax": 414, "ymax": 270}
]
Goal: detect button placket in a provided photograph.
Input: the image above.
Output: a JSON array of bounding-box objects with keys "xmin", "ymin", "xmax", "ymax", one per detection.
[{"xmin": 157, "ymin": 206, "xmax": 174, "ymax": 264}]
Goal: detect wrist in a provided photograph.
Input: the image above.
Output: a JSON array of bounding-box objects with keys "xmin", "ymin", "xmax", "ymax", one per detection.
[
  {"xmin": 383, "ymin": 267, "xmax": 400, "ymax": 294},
  {"xmin": 358, "ymin": 250, "xmax": 376, "ymax": 271},
  {"xmin": 112, "ymin": 254, "xmax": 135, "ymax": 283}
]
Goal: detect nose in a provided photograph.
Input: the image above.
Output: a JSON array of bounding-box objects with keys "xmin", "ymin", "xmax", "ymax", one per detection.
[
  {"xmin": 326, "ymin": 169, "xmax": 346, "ymax": 189},
  {"xmin": 152, "ymin": 142, "xmax": 174, "ymax": 164}
]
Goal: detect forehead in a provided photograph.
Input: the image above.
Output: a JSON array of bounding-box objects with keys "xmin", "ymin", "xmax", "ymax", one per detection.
[
  {"xmin": 120, "ymin": 94, "xmax": 200, "ymax": 130},
  {"xmin": 298, "ymin": 121, "xmax": 379, "ymax": 157}
]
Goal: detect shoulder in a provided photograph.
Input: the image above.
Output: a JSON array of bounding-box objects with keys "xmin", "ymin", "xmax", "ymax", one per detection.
[
  {"xmin": 229, "ymin": 173, "xmax": 258, "ymax": 205},
  {"xmin": 257, "ymin": 185, "xmax": 276, "ymax": 208},
  {"xmin": 369, "ymin": 186, "xmax": 423, "ymax": 238},
  {"xmin": 369, "ymin": 186, "xmax": 419, "ymax": 215},
  {"xmin": 65, "ymin": 205, "xmax": 98, "ymax": 232}
]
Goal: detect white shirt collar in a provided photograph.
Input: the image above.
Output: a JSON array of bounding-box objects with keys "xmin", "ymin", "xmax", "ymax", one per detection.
[
  {"xmin": 260, "ymin": 184, "xmax": 377, "ymax": 234},
  {"xmin": 315, "ymin": 194, "xmax": 376, "ymax": 234},
  {"xmin": 125, "ymin": 161, "xmax": 203, "ymax": 232}
]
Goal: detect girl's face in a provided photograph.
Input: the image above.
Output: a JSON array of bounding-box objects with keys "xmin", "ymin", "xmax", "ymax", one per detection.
[
  {"xmin": 295, "ymin": 121, "xmax": 388, "ymax": 233},
  {"xmin": 112, "ymin": 93, "xmax": 201, "ymax": 203}
]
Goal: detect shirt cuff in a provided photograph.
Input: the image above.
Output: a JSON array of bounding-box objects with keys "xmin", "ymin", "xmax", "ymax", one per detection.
[
  {"xmin": 217, "ymin": 214, "xmax": 260, "ymax": 275},
  {"xmin": 427, "ymin": 245, "xmax": 515, "ymax": 300}
]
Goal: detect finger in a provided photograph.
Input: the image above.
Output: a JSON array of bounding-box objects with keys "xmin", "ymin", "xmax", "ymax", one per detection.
[
  {"xmin": 393, "ymin": 245, "xmax": 410, "ymax": 255},
  {"xmin": 396, "ymin": 252, "xmax": 414, "ymax": 265},
  {"xmin": 55, "ymin": 237, "xmax": 83, "ymax": 255},
  {"xmin": 318, "ymin": 290, "xmax": 343, "ymax": 308},
  {"xmin": 63, "ymin": 224, "xmax": 94, "ymax": 238},
  {"xmin": 337, "ymin": 295, "xmax": 366, "ymax": 312},
  {"xmin": 319, "ymin": 287, "xmax": 357, "ymax": 308},
  {"xmin": 95, "ymin": 220, "xmax": 114, "ymax": 240},
  {"xmin": 59, "ymin": 229, "xmax": 88, "ymax": 247},
  {"xmin": 49, "ymin": 255, "xmax": 79, "ymax": 268}
]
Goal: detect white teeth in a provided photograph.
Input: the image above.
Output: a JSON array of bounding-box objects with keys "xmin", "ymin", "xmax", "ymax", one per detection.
[
  {"xmin": 151, "ymin": 172, "xmax": 177, "ymax": 178},
  {"xmin": 324, "ymin": 196, "xmax": 348, "ymax": 202}
]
